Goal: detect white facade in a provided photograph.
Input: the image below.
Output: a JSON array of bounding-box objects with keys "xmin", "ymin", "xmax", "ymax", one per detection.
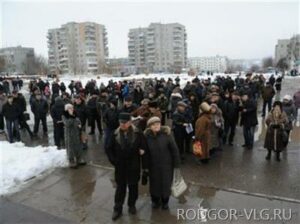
[
  {"xmin": 188, "ymin": 56, "xmax": 228, "ymax": 72},
  {"xmin": 47, "ymin": 22, "xmax": 108, "ymax": 75},
  {"xmin": 128, "ymin": 23, "xmax": 187, "ymax": 73},
  {"xmin": 274, "ymin": 34, "xmax": 300, "ymax": 70}
]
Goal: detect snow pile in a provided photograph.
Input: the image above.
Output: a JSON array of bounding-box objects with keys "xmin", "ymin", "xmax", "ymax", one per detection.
[{"xmin": 0, "ymin": 141, "xmax": 68, "ymax": 195}]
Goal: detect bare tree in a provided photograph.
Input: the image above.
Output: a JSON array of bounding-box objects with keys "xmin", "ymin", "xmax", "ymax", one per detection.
[
  {"xmin": 262, "ymin": 57, "xmax": 274, "ymax": 69},
  {"xmin": 0, "ymin": 56, "xmax": 6, "ymax": 72},
  {"xmin": 276, "ymin": 57, "xmax": 289, "ymax": 72}
]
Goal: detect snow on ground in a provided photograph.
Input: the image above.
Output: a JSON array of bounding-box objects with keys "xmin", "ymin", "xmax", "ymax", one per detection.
[{"xmin": 0, "ymin": 141, "xmax": 68, "ymax": 195}]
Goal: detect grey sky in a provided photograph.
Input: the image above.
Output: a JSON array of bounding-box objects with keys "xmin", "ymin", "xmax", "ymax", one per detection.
[{"xmin": 1, "ymin": 1, "xmax": 299, "ymax": 59}]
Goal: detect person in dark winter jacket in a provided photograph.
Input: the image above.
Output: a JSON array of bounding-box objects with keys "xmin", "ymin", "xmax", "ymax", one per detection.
[
  {"xmin": 157, "ymin": 92, "xmax": 169, "ymax": 125},
  {"xmin": 133, "ymin": 85, "xmax": 144, "ymax": 106},
  {"xmin": 2, "ymin": 95, "xmax": 21, "ymax": 143},
  {"xmin": 74, "ymin": 95, "xmax": 88, "ymax": 129},
  {"xmin": 240, "ymin": 93, "xmax": 258, "ymax": 150},
  {"xmin": 12, "ymin": 90, "xmax": 33, "ymax": 138},
  {"xmin": 222, "ymin": 92, "xmax": 240, "ymax": 145},
  {"xmin": 103, "ymin": 99, "xmax": 119, "ymax": 151},
  {"xmin": 105, "ymin": 113, "xmax": 148, "ymax": 221},
  {"xmin": 144, "ymin": 117, "xmax": 180, "ymax": 210},
  {"xmin": 264, "ymin": 101, "xmax": 288, "ymax": 161},
  {"xmin": 31, "ymin": 93, "xmax": 49, "ymax": 136},
  {"xmin": 119, "ymin": 96, "xmax": 137, "ymax": 113},
  {"xmin": 50, "ymin": 96, "xmax": 65, "ymax": 148},
  {"xmin": 172, "ymin": 101, "xmax": 193, "ymax": 161},
  {"xmin": 63, "ymin": 104, "xmax": 86, "ymax": 168},
  {"xmin": 86, "ymin": 92, "xmax": 102, "ymax": 135},
  {"xmin": 261, "ymin": 82, "xmax": 275, "ymax": 117}
]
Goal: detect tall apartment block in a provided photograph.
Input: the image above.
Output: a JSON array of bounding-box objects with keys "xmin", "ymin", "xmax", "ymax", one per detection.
[
  {"xmin": 128, "ymin": 23, "xmax": 187, "ymax": 73},
  {"xmin": 47, "ymin": 22, "xmax": 108, "ymax": 75}
]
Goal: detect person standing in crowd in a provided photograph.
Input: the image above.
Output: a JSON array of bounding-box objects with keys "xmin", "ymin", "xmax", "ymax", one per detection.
[
  {"xmin": 282, "ymin": 95, "xmax": 297, "ymax": 148},
  {"xmin": 31, "ymin": 92, "xmax": 49, "ymax": 136},
  {"xmin": 240, "ymin": 93, "xmax": 258, "ymax": 150},
  {"xmin": 2, "ymin": 95, "xmax": 21, "ymax": 143},
  {"xmin": 131, "ymin": 99, "xmax": 151, "ymax": 131},
  {"xmin": 12, "ymin": 90, "xmax": 33, "ymax": 138},
  {"xmin": 157, "ymin": 91, "xmax": 169, "ymax": 125},
  {"xmin": 0, "ymin": 91, "xmax": 7, "ymax": 133},
  {"xmin": 148, "ymin": 101, "xmax": 162, "ymax": 120},
  {"xmin": 119, "ymin": 96, "xmax": 137, "ymax": 113},
  {"xmin": 209, "ymin": 104, "xmax": 224, "ymax": 153},
  {"xmin": 144, "ymin": 117, "xmax": 180, "ymax": 209},
  {"xmin": 264, "ymin": 101, "xmax": 288, "ymax": 161},
  {"xmin": 195, "ymin": 102, "xmax": 212, "ymax": 164},
  {"xmin": 133, "ymin": 85, "xmax": 144, "ymax": 106},
  {"xmin": 73, "ymin": 95, "xmax": 88, "ymax": 130},
  {"xmin": 172, "ymin": 101, "xmax": 192, "ymax": 161},
  {"xmin": 63, "ymin": 104, "xmax": 86, "ymax": 168},
  {"xmin": 87, "ymin": 90, "xmax": 102, "ymax": 135},
  {"xmin": 222, "ymin": 91, "xmax": 240, "ymax": 146},
  {"xmin": 293, "ymin": 89, "xmax": 300, "ymax": 121},
  {"xmin": 105, "ymin": 113, "xmax": 148, "ymax": 221},
  {"xmin": 261, "ymin": 82, "xmax": 275, "ymax": 117},
  {"xmin": 103, "ymin": 98, "xmax": 119, "ymax": 151},
  {"xmin": 50, "ymin": 96, "xmax": 66, "ymax": 148}
]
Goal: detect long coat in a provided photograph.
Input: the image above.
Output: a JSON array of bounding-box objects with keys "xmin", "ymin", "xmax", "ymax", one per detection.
[
  {"xmin": 106, "ymin": 125, "xmax": 148, "ymax": 185},
  {"xmin": 144, "ymin": 126, "xmax": 180, "ymax": 198},
  {"xmin": 264, "ymin": 111, "xmax": 288, "ymax": 152},
  {"xmin": 195, "ymin": 112, "xmax": 212, "ymax": 159},
  {"xmin": 240, "ymin": 99, "xmax": 258, "ymax": 128},
  {"xmin": 62, "ymin": 112, "xmax": 83, "ymax": 161}
]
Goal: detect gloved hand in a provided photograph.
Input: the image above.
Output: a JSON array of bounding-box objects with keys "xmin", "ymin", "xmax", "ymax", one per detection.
[{"xmin": 142, "ymin": 170, "xmax": 149, "ymax": 185}]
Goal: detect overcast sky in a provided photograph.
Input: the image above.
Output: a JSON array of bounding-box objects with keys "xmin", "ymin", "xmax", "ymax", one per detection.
[{"xmin": 1, "ymin": 1, "xmax": 299, "ymax": 59}]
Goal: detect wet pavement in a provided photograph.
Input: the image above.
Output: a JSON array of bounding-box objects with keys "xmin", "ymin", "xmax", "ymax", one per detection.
[{"xmin": 1, "ymin": 77, "xmax": 300, "ymax": 223}]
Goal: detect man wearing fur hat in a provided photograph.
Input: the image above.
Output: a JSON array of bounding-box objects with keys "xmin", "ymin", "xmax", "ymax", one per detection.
[{"xmin": 106, "ymin": 113, "xmax": 148, "ymax": 221}]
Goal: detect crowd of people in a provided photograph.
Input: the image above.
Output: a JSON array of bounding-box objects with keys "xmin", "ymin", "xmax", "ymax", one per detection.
[{"xmin": 0, "ymin": 73, "xmax": 299, "ymax": 220}]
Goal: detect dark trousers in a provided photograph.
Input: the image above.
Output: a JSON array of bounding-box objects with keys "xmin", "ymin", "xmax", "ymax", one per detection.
[
  {"xmin": 89, "ymin": 115, "xmax": 102, "ymax": 134},
  {"xmin": 53, "ymin": 122, "xmax": 64, "ymax": 147},
  {"xmin": 243, "ymin": 126, "xmax": 255, "ymax": 148},
  {"xmin": 0, "ymin": 113, "xmax": 4, "ymax": 130},
  {"xmin": 174, "ymin": 128, "xmax": 190, "ymax": 156},
  {"xmin": 262, "ymin": 99, "xmax": 272, "ymax": 116},
  {"xmin": 151, "ymin": 195, "xmax": 169, "ymax": 205},
  {"xmin": 34, "ymin": 115, "xmax": 48, "ymax": 134},
  {"xmin": 223, "ymin": 121, "xmax": 236, "ymax": 144},
  {"xmin": 19, "ymin": 115, "xmax": 33, "ymax": 136},
  {"xmin": 6, "ymin": 119, "xmax": 20, "ymax": 143},
  {"xmin": 114, "ymin": 183, "xmax": 138, "ymax": 212}
]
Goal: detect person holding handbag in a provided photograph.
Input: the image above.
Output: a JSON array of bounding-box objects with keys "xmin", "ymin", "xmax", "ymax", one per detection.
[
  {"xmin": 144, "ymin": 116, "xmax": 181, "ymax": 210},
  {"xmin": 195, "ymin": 102, "xmax": 212, "ymax": 164}
]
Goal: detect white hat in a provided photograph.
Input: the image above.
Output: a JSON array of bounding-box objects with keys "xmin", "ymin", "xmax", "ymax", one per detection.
[
  {"xmin": 283, "ymin": 95, "xmax": 292, "ymax": 101},
  {"xmin": 64, "ymin": 103, "xmax": 74, "ymax": 111}
]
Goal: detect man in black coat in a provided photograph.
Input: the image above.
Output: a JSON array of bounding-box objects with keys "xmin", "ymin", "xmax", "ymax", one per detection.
[
  {"xmin": 31, "ymin": 93, "xmax": 49, "ymax": 136},
  {"xmin": 86, "ymin": 91, "xmax": 102, "ymax": 135},
  {"xmin": 12, "ymin": 90, "xmax": 33, "ymax": 138},
  {"xmin": 74, "ymin": 95, "xmax": 88, "ymax": 129},
  {"xmin": 50, "ymin": 96, "xmax": 65, "ymax": 148},
  {"xmin": 222, "ymin": 91, "xmax": 240, "ymax": 145},
  {"xmin": 240, "ymin": 93, "xmax": 258, "ymax": 150},
  {"xmin": 106, "ymin": 113, "xmax": 148, "ymax": 221},
  {"xmin": 2, "ymin": 95, "xmax": 21, "ymax": 143}
]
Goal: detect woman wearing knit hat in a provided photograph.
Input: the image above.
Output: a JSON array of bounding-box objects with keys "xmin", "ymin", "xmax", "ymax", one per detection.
[
  {"xmin": 195, "ymin": 102, "xmax": 212, "ymax": 164},
  {"xmin": 144, "ymin": 116, "xmax": 181, "ymax": 210}
]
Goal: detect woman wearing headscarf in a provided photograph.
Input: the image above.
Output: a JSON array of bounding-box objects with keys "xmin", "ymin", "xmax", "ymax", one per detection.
[
  {"xmin": 144, "ymin": 116, "xmax": 181, "ymax": 210},
  {"xmin": 264, "ymin": 101, "xmax": 288, "ymax": 161},
  {"xmin": 210, "ymin": 104, "xmax": 224, "ymax": 153},
  {"xmin": 63, "ymin": 103, "xmax": 86, "ymax": 168}
]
